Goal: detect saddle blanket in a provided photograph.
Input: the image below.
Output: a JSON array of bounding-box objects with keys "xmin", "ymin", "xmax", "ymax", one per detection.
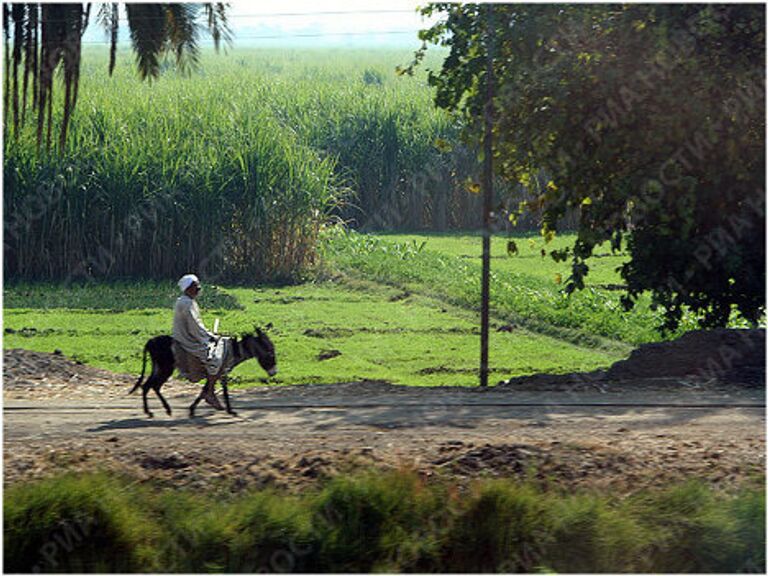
[{"xmin": 172, "ymin": 337, "xmax": 232, "ymax": 383}]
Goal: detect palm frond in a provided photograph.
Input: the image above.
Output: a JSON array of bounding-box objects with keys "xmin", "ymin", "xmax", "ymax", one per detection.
[
  {"xmin": 4, "ymin": 4, "xmax": 11, "ymax": 121},
  {"xmin": 30, "ymin": 2, "xmax": 38, "ymax": 111},
  {"xmin": 59, "ymin": 3, "xmax": 85, "ymax": 149},
  {"xmin": 6, "ymin": 2, "xmax": 231, "ymax": 152},
  {"xmin": 165, "ymin": 3, "xmax": 201, "ymax": 76},
  {"xmin": 97, "ymin": 3, "xmax": 119, "ymax": 75},
  {"xmin": 11, "ymin": 3, "xmax": 25, "ymax": 136},
  {"xmin": 37, "ymin": 3, "xmax": 69, "ymax": 150},
  {"xmin": 21, "ymin": 3, "xmax": 37, "ymax": 123},
  {"xmin": 205, "ymin": 2, "xmax": 232, "ymax": 52},
  {"xmin": 125, "ymin": 3, "xmax": 167, "ymax": 80}
]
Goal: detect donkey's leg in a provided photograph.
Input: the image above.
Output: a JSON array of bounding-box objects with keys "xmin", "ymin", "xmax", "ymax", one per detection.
[
  {"xmin": 152, "ymin": 366, "xmax": 174, "ymax": 416},
  {"xmin": 189, "ymin": 387, "xmax": 207, "ymax": 418},
  {"xmin": 221, "ymin": 375, "xmax": 237, "ymax": 416},
  {"xmin": 142, "ymin": 384, "xmax": 153, "ymax": 418},
  {"xmin": 142, "ymin": 365, "xmax": 170, "ymax": 418},
  {"xmin": 154, "ymin": 388, "xmax": 172, "ymax": 416},
  {"xmin": 152, "ymin": 375, "xmax": 172, "ymax": 417},
  {"xmin": 190, "ymin": 373, "xmax": 223, "ymax": 417}
]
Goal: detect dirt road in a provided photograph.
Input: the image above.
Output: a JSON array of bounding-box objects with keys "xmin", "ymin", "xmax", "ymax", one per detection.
[{"xmin": 4, "ymin": 349, "xmax": 764, "ymax": 493}]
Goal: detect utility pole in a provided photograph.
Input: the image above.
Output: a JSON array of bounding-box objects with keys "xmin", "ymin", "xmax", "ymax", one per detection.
[{"xmin": 479, "ymin": 4, "xmax": 494, "ymax": 387}]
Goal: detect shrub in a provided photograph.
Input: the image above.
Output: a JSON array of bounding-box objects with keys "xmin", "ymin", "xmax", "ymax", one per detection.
[
  {"xmin": 442, "ymin": 481, "xmax": 554, "ymax": 572},
  {"xmin": 629, "ymin": 481, "xmax": 753, "ymax": 572},
  {"xmin": 544, "ymin": 493, "xmax": 649, "ymax": 572},
  {"xmin": 312, "ymin": 470, "xmax": 447, "ymax": 572},
  {"xmin": 4, "ymin": 473, "xmax": 162, "ymax": 573},
  {"xmin": 227, "ymin": 491, "xmax": 319, "ymax": 573}
]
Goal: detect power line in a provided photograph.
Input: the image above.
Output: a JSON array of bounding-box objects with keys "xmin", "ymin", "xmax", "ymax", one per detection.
[
  {"xmin": 81, "ymin": 29, "xmax": 420, "ymax": 45},
  {"xmin": 25, "ymin": 8, "xmax": 425, "ymax": 25},
  {"xmin": 126, "ymin": 9, "xmax": 421, "ymax": 19}
]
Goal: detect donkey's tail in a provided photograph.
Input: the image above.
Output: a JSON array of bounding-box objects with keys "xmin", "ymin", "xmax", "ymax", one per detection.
[{"xmin": 129, "ymin": 342, "xmax": 149, "ymax": 395}]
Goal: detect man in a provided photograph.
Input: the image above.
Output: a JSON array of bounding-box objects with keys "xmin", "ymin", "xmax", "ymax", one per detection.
[{"xmin": 173, "ymin": 274, "xmax": 223, "ymax": 410}]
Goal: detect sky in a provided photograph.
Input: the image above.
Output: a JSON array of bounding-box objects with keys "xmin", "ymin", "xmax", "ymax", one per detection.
[
  {"xmin": 83, "ymin": 1, "xmax": 440, "ymax": 49},
  {"xmin": 229, "ymin": 0, "xmax": 437, "ymax": 46}
]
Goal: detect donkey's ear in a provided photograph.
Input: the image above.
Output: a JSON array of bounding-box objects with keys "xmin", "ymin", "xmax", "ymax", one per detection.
[{"xmin": 254, "ymin": 325, "xmax": 263, "ymax": 335}]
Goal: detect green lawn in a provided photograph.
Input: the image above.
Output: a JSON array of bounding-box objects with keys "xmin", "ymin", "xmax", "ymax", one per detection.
[
  {"xmin": 381, "ymin": 231, "xmax": 627, "ymax": 287},
  {"xmin": 3, "ymin": 280, "xmax": 624, "ymax": 388}
]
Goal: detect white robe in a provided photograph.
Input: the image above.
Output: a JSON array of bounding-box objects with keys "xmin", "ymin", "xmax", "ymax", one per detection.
[{"xmin": 172, "ymin": 294, "xmax": 225, "ymax": 380}]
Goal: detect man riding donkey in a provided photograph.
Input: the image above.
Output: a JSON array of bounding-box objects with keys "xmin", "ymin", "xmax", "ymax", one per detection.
[
  {"xmin": 173, "ymin": 274, "xmax": 226, "ymax": 410},
  {"xmin": 131, "ymin": 274, "xmax": 277, "ymax": 417}
]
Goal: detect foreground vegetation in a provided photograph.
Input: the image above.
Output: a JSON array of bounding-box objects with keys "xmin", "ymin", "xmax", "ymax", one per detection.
[{"xmin": 5, "ymin": 470, "xmax": 764, "ymax": 573}]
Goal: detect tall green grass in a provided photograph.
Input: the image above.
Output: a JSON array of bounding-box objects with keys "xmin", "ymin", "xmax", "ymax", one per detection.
[
  {"xmin": 5, "ymin": 50, "xmax": 339, "ymax": 283},
  {"xmin": 5, "ymin": 471, "xmax": 764, "ymax": 573},
  {"xmin": 4, "ymin": 48, "xmax": 471, "ymax": 283},
  {"xmin": 4, "ymin": 473, "xmax": 163, "ymax": 573}
]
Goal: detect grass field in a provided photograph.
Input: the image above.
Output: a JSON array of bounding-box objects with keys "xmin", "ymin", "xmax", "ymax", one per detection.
[
  {"xmin": 9, "ymin": 226, "xmax": 731, "ymax": 386},
  {"xmin": 324, "ymin": 229, "xmax": 697, "ymax": 347},
  {"xmin": 3, "ymin": 276, "xmax": 624, "ymax": 388},
  {"xmin": 382, "ymin": 231, "xmax": 628, "ymax": 286}
]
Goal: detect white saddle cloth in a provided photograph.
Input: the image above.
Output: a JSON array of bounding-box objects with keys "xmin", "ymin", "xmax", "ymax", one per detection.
[{"xmin": 172, "ymin": 337, "xmax": 231, "ymax": 383}]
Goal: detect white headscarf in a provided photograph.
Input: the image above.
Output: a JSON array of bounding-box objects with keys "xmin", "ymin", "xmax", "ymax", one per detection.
[{"xmin": 178, "ymin": 273, "xmax": 200, "ymax": 293}]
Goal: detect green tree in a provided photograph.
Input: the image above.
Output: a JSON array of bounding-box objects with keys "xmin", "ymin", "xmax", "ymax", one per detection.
[
  {"xmin": 2, "ymin": 2, "xmax": 230, "ymax": 151},
  {"xmin": 409, "ymin": 3, "xmax": 765, "ymax": 330}
]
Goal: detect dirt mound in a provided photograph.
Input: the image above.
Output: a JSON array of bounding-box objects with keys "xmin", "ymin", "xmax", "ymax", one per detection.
[
  {"xmin": 4, "ymin": 348, "xmax": 131, "ymax": 385},
  {"xmin": 606, "ymin": 329, "xmax": 765, "ymax": 383},
  {"xmin": 500, "ymin": 329, "xmax": 765, "ymax": 390},
  {"xmin": 3, "ymin": 348, "xmax": 185, "ymax": 401}
]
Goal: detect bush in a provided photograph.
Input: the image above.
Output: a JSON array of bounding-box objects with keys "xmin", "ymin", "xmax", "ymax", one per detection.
[
  {"xmin": 544, "ymin": 493, "xmax": 648, "ymax": 572},
  {"xmin": 312, "ymin": 470, "xmax": 447, "ymax": 572},
  {"xmin": 155, "ymin": 491, "xmax": 232, "ymax": 572},
  {"xmin": 442, "ymin": 481, "xmax": 553, "ymax": 572},
  {"xmin": 629, "ymin": 481, "xmax": 766, "ymax": 573},
  {"xmin": 227, "ymin": 492, "xmax": 319, "ymax": 573},
  {"xmin": 4, "ymin": 473, "xmax": 162, "ymax": 573},
  {"xmin": 730, "ymin": 488, "xmax": 766, "ymax": 573}
]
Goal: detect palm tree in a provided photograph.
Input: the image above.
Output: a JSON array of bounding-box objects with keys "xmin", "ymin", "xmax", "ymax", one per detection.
[{"xmin": 2, "ymin": 3, "xmax": 230, "ymax": 151}]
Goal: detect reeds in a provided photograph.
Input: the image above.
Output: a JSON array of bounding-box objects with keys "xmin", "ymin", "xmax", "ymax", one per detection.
[{"xmin": 4, "ymin": 48, "xmax": 463, "ymax": 282}]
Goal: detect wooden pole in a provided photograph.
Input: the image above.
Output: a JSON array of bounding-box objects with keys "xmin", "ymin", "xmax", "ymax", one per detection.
[{"xmin": 480, "ymin": 5, "xmax": 494, "ymax": 387}]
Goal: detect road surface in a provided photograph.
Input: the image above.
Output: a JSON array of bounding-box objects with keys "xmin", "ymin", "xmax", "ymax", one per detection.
[{"xmin": 5, "ymin": 382, "xmax": 765, "ymax": 493}]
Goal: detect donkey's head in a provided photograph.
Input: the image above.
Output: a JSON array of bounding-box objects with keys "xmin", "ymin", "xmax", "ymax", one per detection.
[{"xmin": 240, "ymin": 324, "xmax": 277, "ymax": 377}]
